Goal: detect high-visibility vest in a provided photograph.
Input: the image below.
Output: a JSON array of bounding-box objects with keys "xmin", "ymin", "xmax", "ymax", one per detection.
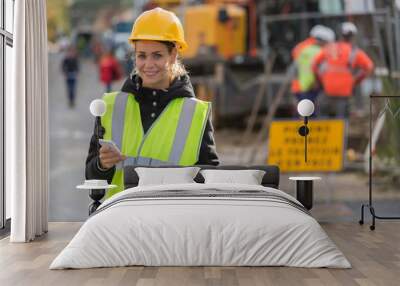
[
  {"xmin": 101, "ymin": 92, "xmax": 211, "ymax": 198},
  {"xmin": 291, "ymin": 37, "xmax": 317, "ymax": 93},
  {"xmin": 316, "ymin": 42, "xmax": 360, "ymax": 97},
  {"xmin": 292, "ymin": 37, "xmax": 317, "ymax": 59},
  {"xmin": 295, "ymin": 44, "xmax": 321, "ymax": 92}
]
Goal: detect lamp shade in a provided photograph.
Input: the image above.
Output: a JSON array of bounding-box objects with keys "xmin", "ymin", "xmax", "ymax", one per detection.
[
  {"xmin": 297, "ymin": 99, "xmax": 315, "ymax": 117},
  {"xmin": 90, "ymin": 99, "xmax": 107, "ymax": 117}
]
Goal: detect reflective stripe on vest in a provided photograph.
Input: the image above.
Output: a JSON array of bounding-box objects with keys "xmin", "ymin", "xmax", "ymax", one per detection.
[
  {"xmin": 169, "ymin": 98, "xmax": 197, "ymax": 163},
  {"xmin": 112, "ymin": 92, "xmax": 129, "ymax": 152},
  {"xmin": 296, "ymin": 44, "xmax": 321, "ymax": 91},
  {"xmin": 348, "ymin": 47, "xmax": 358, "ymax": 73},
  {"xmin": 319, "ymin": 63, "xmax": 349, "ymax": 73},
  {"xmin": 348, "ymin": 47, "xmax": 358, "ymax": 67},
  {"xmin": 318, "ymin": 61, "xmax": 327, "ymax": 74},
  {"xmin": 124, "ymin": 156, "xmax": 172, "ymax": 166},
  {"xmin": 319, "ymin": 46, "xmax": 359, "ymax": 74}
]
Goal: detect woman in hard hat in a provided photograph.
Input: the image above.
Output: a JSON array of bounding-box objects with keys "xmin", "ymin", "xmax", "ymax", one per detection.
[{"xmin": 85, "ymin": 7, "xmax": 219, "ymax": 198}]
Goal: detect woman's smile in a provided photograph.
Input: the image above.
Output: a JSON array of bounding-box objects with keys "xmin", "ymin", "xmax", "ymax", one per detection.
[{"xmin": 143, "ymin": 70, "xmax": 159, "ymax": 77}]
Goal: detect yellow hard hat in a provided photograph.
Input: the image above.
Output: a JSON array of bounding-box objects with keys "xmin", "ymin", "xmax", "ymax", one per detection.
[{"xmin": 128, "ymin": 7, "xmax": 188, "ymax": 52}]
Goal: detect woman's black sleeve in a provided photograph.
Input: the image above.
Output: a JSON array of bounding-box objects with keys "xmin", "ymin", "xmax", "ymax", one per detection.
[
  {"xmin": 85, "ymin": 119, "xmax": 115, "ymax": 183},
  {"xmin": 196, "ymin": 117, "xmax": 220, "ymax": 166}
]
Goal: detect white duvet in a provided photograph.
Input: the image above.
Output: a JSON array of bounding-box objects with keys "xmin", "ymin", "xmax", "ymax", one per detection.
[{"xmin": 50, "ymin": 183, "xmax": 351, "ymax": 269}]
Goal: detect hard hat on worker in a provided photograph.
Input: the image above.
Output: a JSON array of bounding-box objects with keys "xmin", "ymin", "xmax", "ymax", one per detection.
[
  {"xmin": 128, "ymin": 7, "xmax": 188, "ymax": 52},
  {"xmin": 341, "ymin": 22, "xmax": 358, "ymax": 36},
  {"xmin": 309, "ymin": 25, "xmax": 335, "ymax": 42}
]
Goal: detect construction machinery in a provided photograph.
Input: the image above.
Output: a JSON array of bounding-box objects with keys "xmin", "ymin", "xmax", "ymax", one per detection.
[
  {"xmin": 182, "ymin": 3, "xmax": 246, "ymax": 60},
  {"xmin": 146, "ymin": 0, "xmax": 257, "ymax": 62}
]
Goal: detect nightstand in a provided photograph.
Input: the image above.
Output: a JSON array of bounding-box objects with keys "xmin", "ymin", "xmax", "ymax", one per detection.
[
  {"xmin": 77, "ymin": 180, "xmax": 117, "ymax": 215},
  {"xmin": 289, "ymin": 177, "xmax": 321, "ymax": 210}
]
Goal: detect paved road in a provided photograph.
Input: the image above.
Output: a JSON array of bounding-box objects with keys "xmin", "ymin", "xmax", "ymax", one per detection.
[{"xmin": 48, "ymin": 53, "xmax": 122, "ymax": 221}]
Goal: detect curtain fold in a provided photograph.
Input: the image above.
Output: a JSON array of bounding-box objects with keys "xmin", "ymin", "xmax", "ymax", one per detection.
[{"xmin": 8, "ymin": 0, "xmax": 49, "ymax": 242}]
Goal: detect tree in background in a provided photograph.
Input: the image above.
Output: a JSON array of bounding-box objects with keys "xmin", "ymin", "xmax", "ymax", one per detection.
[{"xmin": 47, "ymin": 0, "xmax": 71, "ymax": 42}]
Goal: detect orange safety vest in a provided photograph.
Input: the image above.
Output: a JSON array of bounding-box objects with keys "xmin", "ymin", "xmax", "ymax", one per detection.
[
  {"xmin": 313, "ymin": 42, "xmax": 374, "ymax": 97},
  {"xmin": 291, "ymin": 37, "xmax": 317, "ymax": 93}
]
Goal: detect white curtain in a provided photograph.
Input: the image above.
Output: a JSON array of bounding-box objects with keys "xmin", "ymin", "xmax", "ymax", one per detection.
[{"xmin": 7, "ymin": 0, "xmax": 49, "ymax": 242}]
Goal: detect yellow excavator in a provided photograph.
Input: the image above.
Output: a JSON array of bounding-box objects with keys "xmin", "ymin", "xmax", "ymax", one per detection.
[{"xmin": 146, "ymin": 0, "xmax": 257, "ymax": 61}]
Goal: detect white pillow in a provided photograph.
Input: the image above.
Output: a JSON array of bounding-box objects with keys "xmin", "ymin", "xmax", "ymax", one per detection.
[
  {"xmin": 200, "ymin": 169, "xmax": 266, "ymax": 185},
  {"xmin": 135, "ymin": 167, "xmax": 200, "ymax": 186}
]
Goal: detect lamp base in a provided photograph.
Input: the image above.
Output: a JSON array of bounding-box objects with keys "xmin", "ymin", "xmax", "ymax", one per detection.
[
  {"xmin": 296, "ymin": 180, "xmax": 313, "ymax": 210},
  {"xmin": 88, "ymin": 189, "xmax": 105, "ymax": 215},
  {"xmin": 298, "ymin": 125, "xmax": 309, "ymax": 136}
]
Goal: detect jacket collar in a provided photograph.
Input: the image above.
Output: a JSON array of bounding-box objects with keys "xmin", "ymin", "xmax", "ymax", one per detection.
[{"xmin": 121, "ymin": 73, "xmax": 195, "ymax": 105}]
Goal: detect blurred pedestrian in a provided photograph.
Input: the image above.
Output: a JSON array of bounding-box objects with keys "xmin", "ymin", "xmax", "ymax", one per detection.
[
  {"xmin": 312, "ymin": 22, "xmax": 374, "ymax": 118},
  {"xmin": 291, "ymin": 25, "xmax": 335, "ymax": 116},
  {"xmin": 98, "ymin": 49, "xmax": 122, "ymax": 92},
  {"xmin": 61, "ymin": 46, "xmax": 79, "ymax": 108}
]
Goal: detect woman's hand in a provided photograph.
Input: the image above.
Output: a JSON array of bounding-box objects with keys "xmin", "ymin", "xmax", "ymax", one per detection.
[{"xmin": 98, "ymin": 145, "xmax": 127, "ymax": 169}]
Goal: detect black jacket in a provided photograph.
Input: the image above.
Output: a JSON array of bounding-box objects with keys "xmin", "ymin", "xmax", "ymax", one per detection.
[
  {"xmin": 85, "ymin": 74, "xmax": 219, "ymax": 182},
  {"xmin": 61, "ymin": 56, "xmax": 79, "ymax": 79}
]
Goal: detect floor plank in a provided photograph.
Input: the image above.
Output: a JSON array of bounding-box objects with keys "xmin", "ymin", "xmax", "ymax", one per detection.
[{"xmin": 0, "ymin": 222, "xmax": 399, "ymax": 286}]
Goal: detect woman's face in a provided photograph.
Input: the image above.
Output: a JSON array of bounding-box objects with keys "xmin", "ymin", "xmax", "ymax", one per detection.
[{"xmin": 135, "ymin": 40, "xmax": 177, "ymax": 89}]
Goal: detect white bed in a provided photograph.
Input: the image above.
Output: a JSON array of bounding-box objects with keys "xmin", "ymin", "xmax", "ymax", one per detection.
[{"xmin": 50, "ymin": 183, "xmax": 351, "ymax": 269}]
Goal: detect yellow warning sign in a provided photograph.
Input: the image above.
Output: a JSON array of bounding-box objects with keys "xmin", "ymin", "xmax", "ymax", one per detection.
[{"xmin": 267, "ymin": 119, "xmax": 346, "ymax": 172}]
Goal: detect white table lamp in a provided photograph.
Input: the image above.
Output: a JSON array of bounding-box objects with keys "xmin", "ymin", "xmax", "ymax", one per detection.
[{"xmin": 297, "ymin": 99, "xmax": 315, "ymax": 162}]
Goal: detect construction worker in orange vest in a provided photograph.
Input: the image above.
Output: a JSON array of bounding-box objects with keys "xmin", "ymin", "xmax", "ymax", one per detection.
[
  {"xmin": 291, "ymin": 25, "xmax": 335, "ymax": 115},
  {"xmin": 312, "ymin": 22, "xmax": 374, "ymax": 118}
]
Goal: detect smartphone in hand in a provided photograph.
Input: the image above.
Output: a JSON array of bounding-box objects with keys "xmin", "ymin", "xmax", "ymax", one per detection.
[{"xmin": 98, "ymin": 139, "xmax": 121, "ymax": 153}]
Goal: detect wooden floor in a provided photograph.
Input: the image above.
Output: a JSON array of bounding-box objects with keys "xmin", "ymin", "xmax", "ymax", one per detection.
[{"xmin": 0, "ymin": 222, "xmax": 399, "ymax": 286}]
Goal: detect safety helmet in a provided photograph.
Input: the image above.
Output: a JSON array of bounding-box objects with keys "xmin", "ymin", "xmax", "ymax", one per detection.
[
  {"xmin": 341, "ymin": 22, "xmax": 358, "ymax": 36},
  {"xmin": 128, "ymin": 7, "xmax": 188, "ymax": 52},
  {"xmin": 310, "ymin": 25, "xmax": 335, "ymax": 42}
]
